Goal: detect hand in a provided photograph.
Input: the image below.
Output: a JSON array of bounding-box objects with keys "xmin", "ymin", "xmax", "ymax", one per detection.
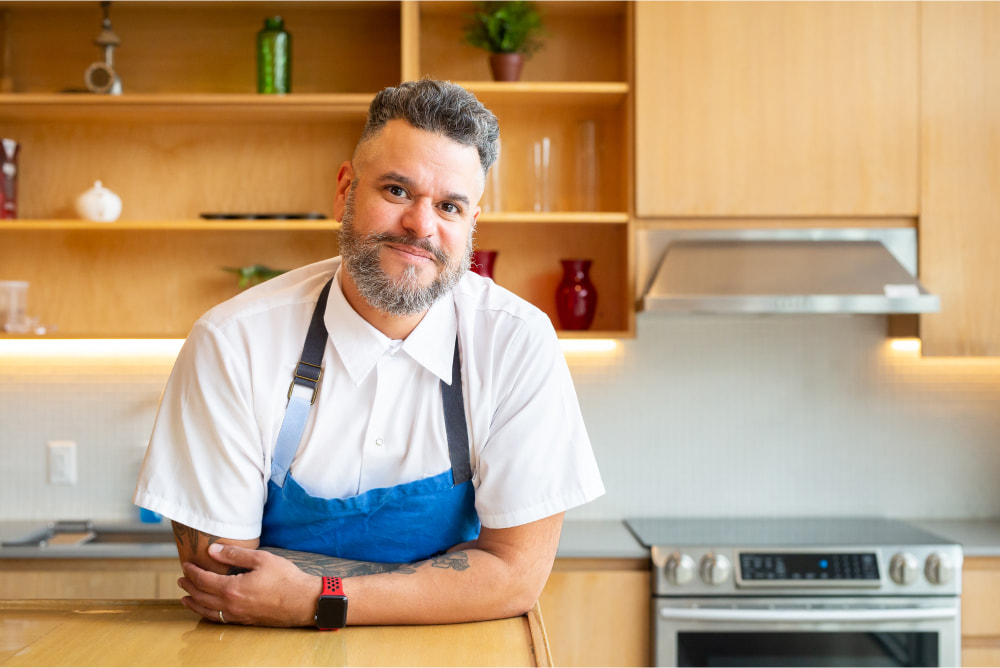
[{"xmin": 178, "ymin": 542, "xmax": 321, "ymax": 627}]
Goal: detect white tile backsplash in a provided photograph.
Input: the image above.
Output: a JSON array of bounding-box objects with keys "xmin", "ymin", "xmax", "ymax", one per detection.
[{"xmin": 1, "ymin": 313, "xmax": 998, "ymax": 522}]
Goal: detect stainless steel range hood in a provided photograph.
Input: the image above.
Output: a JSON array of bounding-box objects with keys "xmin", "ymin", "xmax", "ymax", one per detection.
[{"xmin": 636, "ymin": 228, "xmax": 939, "ymax": 314}]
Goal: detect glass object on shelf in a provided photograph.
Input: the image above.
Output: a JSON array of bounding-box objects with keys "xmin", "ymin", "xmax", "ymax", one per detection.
[
  {"xmin": 471, "ymin": 250, "xmax": 498, "ymax": 280},
  {"xmin": 555, "ymin": 259, "xmax": 597, "ymax": 330},
  {"xmin": 1, "ymin": 138, "xmax": 18, "ymax": 219},
  {"xmin": 483, "ymin": 137, "xmax": 502, "ymax": 213},
  {"xmin": 532, "ymin": 136, "xmax": 551, "ymax": 212},
  {"xmin": 257, "ymin": 16, "xmax": 291, "ymax": 94},
  {"xmin": 1, "ymin": 280, "xmax": 29, "ymax": 333},
  {"xmin": 576, "ymin": 120, "xmax": 598, "ymax": 211}
]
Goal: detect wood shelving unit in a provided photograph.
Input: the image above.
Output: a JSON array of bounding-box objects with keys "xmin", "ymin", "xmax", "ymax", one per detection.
[{"xmin": 0, "ymin": 0, "xmax": 634, "ymax": 338}]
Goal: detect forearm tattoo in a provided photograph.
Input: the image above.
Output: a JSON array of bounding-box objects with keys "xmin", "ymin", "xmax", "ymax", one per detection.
[
  {"xmin": 260, "ymin": 546, "xmax": 472, "ymax": 577},
  {"xmin": 261, "ymin": 546, "xmax": 419, "ymax": 576},
  {"xmin": 171, "ymin": 521, "xmax": 220, "ymax": 554}
]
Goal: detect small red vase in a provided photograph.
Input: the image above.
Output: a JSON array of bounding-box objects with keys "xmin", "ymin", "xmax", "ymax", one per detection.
[
  {"xmin": 555, "ymin": 259, "xmax": 597, "ymax": 330},
  {"xmin": 471, "ymin": 250, "xmax": 498, "ymax": 279}
]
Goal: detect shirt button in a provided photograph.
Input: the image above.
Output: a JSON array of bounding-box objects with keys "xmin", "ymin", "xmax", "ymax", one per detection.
[{"xmin": 375, "ymin": 438, "xmax": 383, "ymax": 447}]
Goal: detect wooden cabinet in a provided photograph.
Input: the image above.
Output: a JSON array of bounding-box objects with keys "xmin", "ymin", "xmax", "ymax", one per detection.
[
  {"xmin": 634, "ymin": 1, "xmax": 918, "ymax": 218},
  {"xmin": 918, "ymin": 2, "xmax": 1000, "ymax": 357},
  {"xmin": 0, "ymin": 558, "xmax": 182, "ymax": 600},
  {"xmin": 962, "ymin": 557, "xmax": 1000, "ymax": 667},
  {"xmin": 0, "ymin": 1, "xmax": 633, "ymax": 338},
  {"xmin": 538, "ymin": 558, "xmax": 650, "ymax": 667}
]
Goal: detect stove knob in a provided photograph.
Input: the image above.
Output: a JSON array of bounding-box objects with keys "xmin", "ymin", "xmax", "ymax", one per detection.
[
  {"xmin": 664, "ymin": 552, "xmax": 696, "ymax": 585},
  {"xmin": 700, "ymin": 552, "xmax": 732, "ymax": 585},
  {"xmin": 889, "ymin": 552, "xmax": 919, "ymax": 585},
  {"xmin": 924, "ymin": 553, "xmax": 955, "ymax": 585}
]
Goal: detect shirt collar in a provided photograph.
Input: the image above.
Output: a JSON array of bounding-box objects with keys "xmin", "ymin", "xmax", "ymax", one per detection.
[{"xmin": 324, "ymin": 266, "xmax": 458, "ymax": 386}]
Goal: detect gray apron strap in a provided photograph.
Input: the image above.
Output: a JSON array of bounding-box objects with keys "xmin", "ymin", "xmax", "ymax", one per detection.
[
  {"xmin": 270, "ymin": 276, "xmax": 472, "ymax": 488},
  {"xmin": 441, "ymin": 338, "xmax": 472, "ymax": 486},
  {"xmin": 271, "ymin": 277, "xmax": 333, "ymax": 486}
]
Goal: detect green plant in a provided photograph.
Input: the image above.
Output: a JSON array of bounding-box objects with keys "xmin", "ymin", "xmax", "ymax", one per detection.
[
  {"xmin": 463, "ymin": 1, "xmax": 545, "ymax": 56},
  {"xmin": 223, "ymin": 264, "xmax": 287, "ymax": 289}
]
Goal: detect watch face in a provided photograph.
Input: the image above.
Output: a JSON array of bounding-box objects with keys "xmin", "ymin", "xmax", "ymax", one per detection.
[{"xmin": 316, "ymin": 595, "xmax": 348, "ymax": 629}]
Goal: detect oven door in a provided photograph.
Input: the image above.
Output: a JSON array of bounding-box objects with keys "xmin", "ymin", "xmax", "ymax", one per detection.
[{"xmin": 654, "ymin": 597, "xmax": 960, "ymax": 667}]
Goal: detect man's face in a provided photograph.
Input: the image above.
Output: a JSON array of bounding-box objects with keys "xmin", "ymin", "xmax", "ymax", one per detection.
[{"xmin": 335, "ymin": 120, "xmax": 484, "ymax": 317}]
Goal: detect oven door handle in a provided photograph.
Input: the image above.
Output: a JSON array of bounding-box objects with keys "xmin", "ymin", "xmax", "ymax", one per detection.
[{"xmin": 658, "ymin": 607, "xmax": 958, "ymax": 623}]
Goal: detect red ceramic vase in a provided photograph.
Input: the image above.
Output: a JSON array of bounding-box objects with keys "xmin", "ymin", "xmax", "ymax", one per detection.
[
  {"xmin": 555, "ymin": 259, "xmax": 597, "ymax": 330},
  {"xmin": 471, "ymin": 250, "xmax": 498, "ymax": 279}
]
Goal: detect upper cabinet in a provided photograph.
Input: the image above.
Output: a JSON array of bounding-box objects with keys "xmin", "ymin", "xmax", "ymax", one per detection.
[
  {"xmin": 919, "ymin": 2, "xmax": 1000, "ymax": 357},
  {"xmin": 0, "ymin": 1, "xmax": 633, "ymax": 338},
  {"xmin": 634, "ymin": 1, "xmax": 918, "ymax": 218}
]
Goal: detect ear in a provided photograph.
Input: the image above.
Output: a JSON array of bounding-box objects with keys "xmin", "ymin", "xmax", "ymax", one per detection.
[{"xmin": 333, "ymin": 161, "xmax": 355, "ymax": 222}]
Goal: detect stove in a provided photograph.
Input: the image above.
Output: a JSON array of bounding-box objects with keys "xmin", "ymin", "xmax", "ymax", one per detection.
[{"xmin": 625, "ymin": 517, "xmax": 963, "ymax": 667}]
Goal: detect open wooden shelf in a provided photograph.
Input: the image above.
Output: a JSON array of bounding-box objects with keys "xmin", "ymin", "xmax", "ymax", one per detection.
[{"xmin": 0, "ymin": 0, "xmax": 635, "ymax": 339}]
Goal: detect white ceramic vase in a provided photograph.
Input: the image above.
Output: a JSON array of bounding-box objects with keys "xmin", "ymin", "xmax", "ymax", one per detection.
[{"xmin": 76, "ymin": 180, "xmax": 122, "ymax": 222}]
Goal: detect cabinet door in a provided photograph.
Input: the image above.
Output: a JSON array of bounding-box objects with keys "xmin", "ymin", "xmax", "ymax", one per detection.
[
  {"xmin": 538, "ymin": 561, "xmax": 649, "ymax": 667},
  {"xmin": 635, "ymin": 1, "xmax": 918, "ymax": 217},
  {"xmin": 918, "ymin": 2, "xmax": 1000, "ymax": 357},
  {"xmin": 962, "ymin": 557, "xmax": 1000, "ymax": 667}
]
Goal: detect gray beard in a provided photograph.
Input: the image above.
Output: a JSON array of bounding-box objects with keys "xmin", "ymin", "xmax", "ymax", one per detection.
[{"xmin": 338, "ymin": 187, "xmax": 473, "ymax": 317}]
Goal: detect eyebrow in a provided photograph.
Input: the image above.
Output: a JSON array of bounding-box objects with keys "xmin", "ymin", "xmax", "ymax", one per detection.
[{"xmin": 377, "ymin": 171, "xmax": 472, "ymax": 208}]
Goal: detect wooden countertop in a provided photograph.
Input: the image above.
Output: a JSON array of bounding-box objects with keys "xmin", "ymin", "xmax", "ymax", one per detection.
[{"xmin": 0, "ymin": 600, "xmax": 551, "ymax": 667}]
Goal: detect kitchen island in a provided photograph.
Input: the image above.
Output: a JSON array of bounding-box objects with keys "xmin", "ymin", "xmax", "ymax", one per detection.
[{"xmin": 0, "ymin": 600, "xmax": 550, "ymax": 666}]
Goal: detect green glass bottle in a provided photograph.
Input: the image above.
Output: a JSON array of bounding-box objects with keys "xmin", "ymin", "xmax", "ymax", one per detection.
[{"xmin": 257, "ymin": 16, "xmax": 291, "ymax": 94}]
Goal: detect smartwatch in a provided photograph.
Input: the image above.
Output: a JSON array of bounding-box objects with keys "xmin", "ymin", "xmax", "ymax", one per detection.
[{"xmin": 315, "ymin": 576, "xmax": 348, "ymax": 630}]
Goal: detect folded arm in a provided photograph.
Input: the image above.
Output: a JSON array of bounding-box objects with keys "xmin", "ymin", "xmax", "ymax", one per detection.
[{"xmin": 174, "ymin": 512, "xmax": 564, "ymax": 627}]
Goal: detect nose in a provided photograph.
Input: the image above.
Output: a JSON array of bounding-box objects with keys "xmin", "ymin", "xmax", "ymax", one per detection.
[{"xmin": 400, "ymin": 197, "xmax": 436, "ymax": 239}]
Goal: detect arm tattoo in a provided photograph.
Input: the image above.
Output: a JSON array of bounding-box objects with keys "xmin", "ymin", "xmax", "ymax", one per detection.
[
  {"xmin": 261, "ymin": 546, "xmax": 419, "ymax": 577},
  {"xmin": 428, "ymin": 551, "xmax": 471, "ymax": 571},
  {"xmin": 171, "ymin": 520, "xmax": 220, "ymax": 554}
]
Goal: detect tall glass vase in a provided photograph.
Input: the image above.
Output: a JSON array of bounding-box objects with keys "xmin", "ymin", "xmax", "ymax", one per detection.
[{"xmin": 555, "ymin": 259, "xmax": 597, "ymax": 330}]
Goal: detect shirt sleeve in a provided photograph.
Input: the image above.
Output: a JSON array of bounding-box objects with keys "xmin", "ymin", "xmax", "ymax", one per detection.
[
  {"xmin": 472, "ymin": 313, "xmax": 605, "ymax": 529},
  {"xmin": 132, "ymin": 319, "xmax": 268, "ymax": 540}
]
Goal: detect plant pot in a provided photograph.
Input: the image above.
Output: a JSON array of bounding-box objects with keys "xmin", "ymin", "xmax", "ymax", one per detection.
[{"xmin": 489, "ymin": 53, "xmax": 524, "ymax": 82}]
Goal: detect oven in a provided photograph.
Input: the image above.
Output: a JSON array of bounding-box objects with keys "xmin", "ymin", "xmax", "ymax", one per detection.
[{"xmin": 626, "ymin": 518, "xmax": 963, "ymax": 667}]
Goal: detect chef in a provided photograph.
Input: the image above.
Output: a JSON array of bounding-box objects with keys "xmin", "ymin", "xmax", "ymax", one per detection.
[{"xmin": 133, "ymin": 79, "xmax": 604, "ymax": 628}]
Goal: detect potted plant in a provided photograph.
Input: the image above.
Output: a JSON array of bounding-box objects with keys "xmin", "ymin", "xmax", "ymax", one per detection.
[{"xmin": 463, "ymin": 1, "xmax": 545, "ymax": 82}]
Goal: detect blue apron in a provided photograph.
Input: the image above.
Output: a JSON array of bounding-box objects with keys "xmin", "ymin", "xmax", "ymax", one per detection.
[{"xmin": 259, "ymin": 277, "xmax": 480, "ymax": 563}]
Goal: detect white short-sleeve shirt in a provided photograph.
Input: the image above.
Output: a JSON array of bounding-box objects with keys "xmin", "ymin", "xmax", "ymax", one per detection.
[{"xmin": 133, "ymin": 258, "xmax": 604, "ymax": 540}]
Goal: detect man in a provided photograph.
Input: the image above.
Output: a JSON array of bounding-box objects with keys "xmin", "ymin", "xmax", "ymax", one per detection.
[{"xmin": 134, "ymin": 80, "xmax": 604, "ymax": 628}]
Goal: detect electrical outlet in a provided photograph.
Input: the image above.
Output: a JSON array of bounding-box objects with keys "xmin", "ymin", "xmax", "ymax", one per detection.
[{"xmin": 47, "ymin": 441, "xmax": 77, "ymax": 485}]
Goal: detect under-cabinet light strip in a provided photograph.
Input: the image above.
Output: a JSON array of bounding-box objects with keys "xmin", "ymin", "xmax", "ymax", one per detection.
[{"xmin": 0, "ymin": 339, "xmax": 185, "ymax": 358}]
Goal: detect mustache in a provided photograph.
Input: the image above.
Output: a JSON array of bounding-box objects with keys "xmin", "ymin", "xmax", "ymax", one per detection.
[{"xmin": 370, "ymin": 232, "xmax": 449, "ymax": 265}]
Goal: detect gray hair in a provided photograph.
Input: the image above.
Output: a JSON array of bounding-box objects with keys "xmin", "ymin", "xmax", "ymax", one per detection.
[{"xmin": 358, "ymin": 80, "xmax": 500, "ymax": 178}]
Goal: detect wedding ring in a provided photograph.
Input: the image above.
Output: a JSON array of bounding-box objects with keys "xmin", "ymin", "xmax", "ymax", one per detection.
[{"xmin": 218, "ymin": 610, "xmax": 227, "ymax": 624}]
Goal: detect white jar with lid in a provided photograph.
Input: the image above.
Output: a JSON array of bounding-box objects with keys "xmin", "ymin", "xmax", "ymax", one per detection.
[{"xmin": 75, "ymin": 180, "xmax": 122, "ymax": 222}]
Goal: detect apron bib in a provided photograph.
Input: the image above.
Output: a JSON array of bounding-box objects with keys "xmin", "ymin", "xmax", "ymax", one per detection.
[{"xmin": 259, "ymin": 277, "xmax": 480, "ymax": 563}]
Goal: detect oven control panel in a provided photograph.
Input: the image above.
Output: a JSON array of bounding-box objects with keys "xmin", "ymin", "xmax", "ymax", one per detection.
[
  {"xmin": 737, "ymin": 551, "xmax": 880, "ymax": 586},
  {"xmin": 650, "ymin": 545, "xmax": 963, "ymax": 596}
]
